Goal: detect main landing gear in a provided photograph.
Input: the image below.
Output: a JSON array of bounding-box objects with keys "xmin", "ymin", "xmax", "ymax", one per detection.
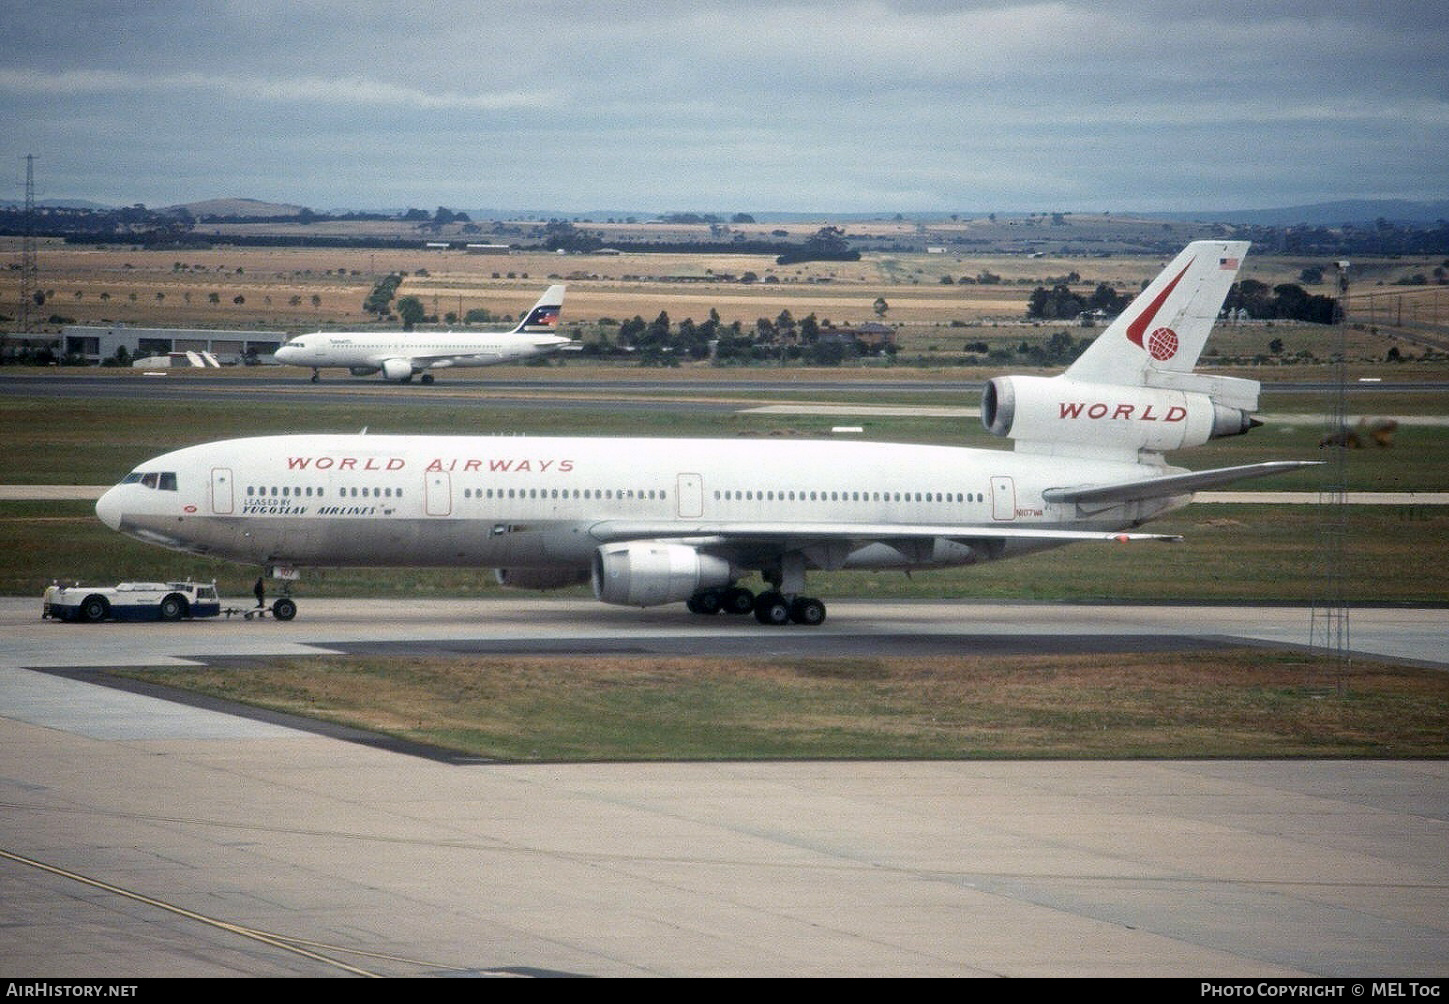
[{"xmin": 685, "ymin": 585, "xmax": 827, "ymax": 626}]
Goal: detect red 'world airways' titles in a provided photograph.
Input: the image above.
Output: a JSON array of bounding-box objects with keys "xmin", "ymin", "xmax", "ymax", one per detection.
[{"xmin": 285, "ymin": 455, "xmax": 575, "ymax": 474}]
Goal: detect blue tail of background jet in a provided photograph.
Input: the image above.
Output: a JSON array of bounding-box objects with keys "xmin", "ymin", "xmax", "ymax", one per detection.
[{"xmin": 512, "ymin": 285, "xmax": 566, "ymax": 333}]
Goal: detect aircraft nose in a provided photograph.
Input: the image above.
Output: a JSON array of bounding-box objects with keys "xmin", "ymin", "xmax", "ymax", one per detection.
[{"xmin": 95, "ymin": 486, "xmax": 122, "ymax": 530}]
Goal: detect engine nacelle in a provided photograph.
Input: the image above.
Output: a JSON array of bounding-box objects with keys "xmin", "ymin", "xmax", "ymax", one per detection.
[
  {"xmin": 349, "ymin": 365, "xmax": 380, "ymax": 376},
  {"xmin": 981, "ymin": 375, "xmax": 1255, "ymax": 454},
  {"xmin": 494, "ymin": 567, "xmax": 590, "ymax": 591},
  {"xmin": 591, "ymin": 542, "xmax": 734, "ymax": 608},
  {"xmin": 380, "ymin": 357, "xmax": 415, "ymax": 381}
]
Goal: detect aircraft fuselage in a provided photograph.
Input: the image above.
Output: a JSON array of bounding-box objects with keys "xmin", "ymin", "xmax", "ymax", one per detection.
[{"xmin": 96, "ymin": 433, "xmax": 1179, "ymax": 571}]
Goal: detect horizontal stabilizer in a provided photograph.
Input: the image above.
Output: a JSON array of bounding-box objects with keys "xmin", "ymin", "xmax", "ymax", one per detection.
[{"xmin": 1042, "ymin": 461, "xmax": 1319, "ymax": 506}]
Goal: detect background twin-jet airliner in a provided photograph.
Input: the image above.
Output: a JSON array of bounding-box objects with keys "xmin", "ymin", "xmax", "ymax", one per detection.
[
  {"xmin": 98, "ymin": 241, "xmax": 1313, "ymax": 625},
  {"xmin": 273, "ymin": 284, "xmax": 569, "ymax": 383}
]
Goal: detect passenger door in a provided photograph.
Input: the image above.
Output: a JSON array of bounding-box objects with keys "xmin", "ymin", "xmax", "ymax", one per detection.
[
  {"xmin": 991, "ymin": 476, "xmax": 1015, "ymax": 521},
  {"xmin": 425, "ymin": 471, "xmax": 452, "ymax": 516},
  {"xmin": 676, "ymin": 473, "xmax": 704, "ymax": 518},
  {"xmin": 211, "ymin": 467, "xmax": 234, "ymax": 514}
]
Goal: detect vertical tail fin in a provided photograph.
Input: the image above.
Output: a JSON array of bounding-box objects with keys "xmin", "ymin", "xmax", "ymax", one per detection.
[
  {"xmin": 1065, "ymin": 241, "xmax": 1249, "ymax": 386},
  {"xmin": 983, "ymin": 241, "xmax": 1262, "ymax": 461},
  {"xmin": 511, "ymin": 284, "xmax": 566, "ymax": 333}
]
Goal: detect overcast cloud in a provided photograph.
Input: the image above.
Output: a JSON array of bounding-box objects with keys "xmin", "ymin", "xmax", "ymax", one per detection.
[{"xmin": 2, "ymin": 0, "xmax": 1444, "ymax": 214}]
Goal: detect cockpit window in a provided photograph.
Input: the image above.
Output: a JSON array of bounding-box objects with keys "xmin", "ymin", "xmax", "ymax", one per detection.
[{"xmin": 128, "ymin": 471, "xmax": 179, "ymax": 491}]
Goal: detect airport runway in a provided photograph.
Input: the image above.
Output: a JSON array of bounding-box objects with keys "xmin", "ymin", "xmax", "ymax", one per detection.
[{"xmin": 3, "ymin": 597, "xmax": 1447, "ymax": 977}]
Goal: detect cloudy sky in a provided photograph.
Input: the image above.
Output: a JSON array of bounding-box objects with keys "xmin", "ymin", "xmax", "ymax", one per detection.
[{"xmin": 2, "ymin": 0, "xmax": 1444, "ymax": 214}]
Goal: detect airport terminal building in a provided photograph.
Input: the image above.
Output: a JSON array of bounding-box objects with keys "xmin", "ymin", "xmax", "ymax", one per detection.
[{"xmin": 59, "ymin": 325, "xmax": 286, "ymax": 366}]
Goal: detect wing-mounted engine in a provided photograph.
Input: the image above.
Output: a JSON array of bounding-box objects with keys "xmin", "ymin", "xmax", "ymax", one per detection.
[
  {"xmin": 981, "ymin": 373, "xmax": 1261, "ymax": 458},
  {"xmin": 380, "ymin": 358, "xmax": 415, "ymax": 381},
  {"xmin": 591, "ymin": 542, "xmax": 734, "ymax": 608},
  {"xmin": 349, "ymin": 365, "xmax": 380, "ymax": 377},
  {"xmin": 495, "ymin": 567, "xmax": 590, "ymax": 591}
]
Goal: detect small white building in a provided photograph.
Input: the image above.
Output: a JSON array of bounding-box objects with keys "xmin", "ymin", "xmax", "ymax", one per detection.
[{"xmin": 60, "ymin": 325, "xmax": 287, "ymax": 365}]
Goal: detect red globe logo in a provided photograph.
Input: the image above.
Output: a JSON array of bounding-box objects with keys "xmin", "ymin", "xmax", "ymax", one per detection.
[{"xmin": 1147, "ymin": 326, "xmax": 1179, "ymax": 361}]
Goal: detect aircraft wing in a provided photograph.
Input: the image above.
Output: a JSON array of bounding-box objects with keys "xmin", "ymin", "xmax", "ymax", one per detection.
[
  {"xmin": 410, "ymin": 351, "xmax": 503, "ymax": 367},
  {"xmin": 589, "ymin": 521, "xmax": 1181, "ymax": 549},
  {"xmin": 1041, "ymin": 461, "xmax": 1319, "ymax": 506},
  {"xmin": 374, "ymin": 348, "xmax": 521, "ymax": 372},
  {"xmin": 399, "ymin": 341, "xmax": 571, "ymax": 369}
]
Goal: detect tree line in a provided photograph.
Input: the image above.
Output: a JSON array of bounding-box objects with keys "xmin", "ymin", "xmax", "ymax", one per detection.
[
  {"xmin": 578, "ymin": 309, "xmax": 890, "ymax": 367},
  {"xmin": 1027, "ymin": 278, "xmax": 1339, "ymax": 325}
]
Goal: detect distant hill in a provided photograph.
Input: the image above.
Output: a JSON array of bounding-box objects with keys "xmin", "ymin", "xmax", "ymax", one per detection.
[
  {"xmin": 455, "ymin": 201, "xmax": 1449, "ymax": 227},
  {"xmin": 1149, "ymin": 200, "xmax": 1449, "ymax": 227},
  {"xmin": 163, "ymin": 197, "xmax": 309, "ymax": 219},
  {"xmin": 12, "ymin": 195, "xmax": 1445, "ymax": 228},
  {"xmin": 0, "ymin": 198, "xmax": 115, "ymax": 211}
]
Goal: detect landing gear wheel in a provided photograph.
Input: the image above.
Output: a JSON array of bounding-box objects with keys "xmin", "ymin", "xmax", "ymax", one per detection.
[
  {"xmin": 309, "ymin": 370, "xmax": 320, "ymax": 383},
  {"xmin": 421, "ymin": 373, "xmax": 435, "ymax": 384},
  {"xmin": 789, "ymin": 597, "xmax": 827, "ymax": 626},
  {"xmin": 722, "ymin": 586, "xmax": 755, "ymax": 615},
  {"xmin": 753, "ymin": 592, "xmax": 791, "ymax": 626},
  {"xmin": 687, "ymin": 590, "xmax": 723, "ymax": 615},
  {"xmin": 271, "ymin": 597, "xmax": 297, "ymax": 621}
]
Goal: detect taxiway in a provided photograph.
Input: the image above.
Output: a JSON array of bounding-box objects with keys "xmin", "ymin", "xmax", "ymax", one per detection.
[{"xmin": 2, "ymin": 597, "xmax": 1447, "ymax": 977}]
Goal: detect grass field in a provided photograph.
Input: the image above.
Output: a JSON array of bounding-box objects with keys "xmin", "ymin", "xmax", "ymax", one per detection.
[{"xmin": 119, "ymin": 650, "xmax": 1449, "ymax": 761}]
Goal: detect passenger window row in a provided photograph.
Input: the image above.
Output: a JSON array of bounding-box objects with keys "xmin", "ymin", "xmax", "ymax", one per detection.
[
  {"xmin": 229, "ymin": 484, "xmax": 986, "ymax": 506},
  {"xmin": 462, "ymin": 487, "xmax": 665, "ymax": 501},
  {"xmin": 244, "ymin": 485, "xmax": 404, "ymax": 499},
  {"xmin": 714, "ymin": 489, "xmax": 985, "ymax": 504}
]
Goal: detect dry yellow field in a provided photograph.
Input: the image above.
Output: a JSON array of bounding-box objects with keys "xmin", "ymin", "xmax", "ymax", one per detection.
[
  {"xmin": 3, "ymin": 237, "xmax": 1442, "ymax": 342},
  {"xmin": 2, "ymin": 243, "xmax": 1059, "ymax": 331}
]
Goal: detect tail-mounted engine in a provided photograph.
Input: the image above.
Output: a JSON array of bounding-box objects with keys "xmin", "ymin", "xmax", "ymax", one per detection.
[
  {"xmin": 591, "ymin": 542, "xmax": 734, "ymax": 608},
  {"xmin": 981, "ymin": 374, "xmax": 1260, "ymax": 456}
]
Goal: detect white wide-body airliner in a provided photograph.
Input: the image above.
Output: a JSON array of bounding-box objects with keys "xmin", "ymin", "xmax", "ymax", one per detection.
[
  {"xmin": 273, "ymin": 284, "xmax": 569, "ymax": 383},
  {"xmin": 97, "ymin": 241, "xmax": 1312, "ymax": 625}
]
